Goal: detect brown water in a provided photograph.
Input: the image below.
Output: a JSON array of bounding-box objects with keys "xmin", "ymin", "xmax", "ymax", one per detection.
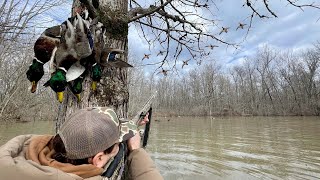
[
  {"xmin": 147, "ymin": 116, "xmax": 320, "ymax": 180},
  {"xmin": 0, "ymin": 116, "xmax": 319, "ymax": 180}
]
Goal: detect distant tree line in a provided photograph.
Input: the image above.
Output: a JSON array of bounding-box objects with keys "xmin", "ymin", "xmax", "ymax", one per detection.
[{"xmin": 129, "ymin": 45, "xmax": 320, "ymax": 116}]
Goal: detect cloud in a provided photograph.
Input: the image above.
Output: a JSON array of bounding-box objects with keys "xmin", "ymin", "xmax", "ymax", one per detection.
[
  {"xmin": 41, "ymin": 0, "xmax": 319, "ymax": 74},
  {"xmin": 204, "ymin": 0, "xmax": 320, "ymax": 68}
]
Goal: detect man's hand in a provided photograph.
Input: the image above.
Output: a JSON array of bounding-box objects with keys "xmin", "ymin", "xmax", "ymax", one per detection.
[
  {"xmin": 127, "ymin": 133, "xmax": 141, "ymax": 151},
  {"xmin": 128, "ymin": 112, "xmax": 149, "ymax": 151},
  {"xmin": 138, "ymin": 112, "xmax": 149, "ymax": 126}
]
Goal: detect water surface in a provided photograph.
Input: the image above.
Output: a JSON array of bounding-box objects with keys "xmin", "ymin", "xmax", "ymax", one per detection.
[
  {"xmin": 147, "ymin": 116, "xmax": 320, "ymax": 180},
  {"xmin": 0, "ymin": 116, "xmax": 319, "ymax": 180}
]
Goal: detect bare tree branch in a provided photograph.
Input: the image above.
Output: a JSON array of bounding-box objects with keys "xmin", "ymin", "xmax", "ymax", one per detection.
[
  {"xmin": 128, "ymin": 0, "xmax": 174, "ymax": 22},
  {"xmin": 286, "ymin": 0, "xmax": 320, "ymax": 11}
]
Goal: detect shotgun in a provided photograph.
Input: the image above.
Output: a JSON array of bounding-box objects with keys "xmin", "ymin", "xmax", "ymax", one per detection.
[
  {"xmin": 131, "ymin": 92, "xmax": 157, "ymax": 148},
  {"xmin": 132, "ymin": 91, "xmax": 157, "ymax": 125},
  {"xmin": 142, "ymin": 107, "xmax": 152, "ymax": 148}
]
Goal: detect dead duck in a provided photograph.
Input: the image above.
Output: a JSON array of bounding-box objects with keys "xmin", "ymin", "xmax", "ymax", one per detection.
[
  {"xmin": 94, "ymin": 23, "xmax": 132, "ymax": 68},
  {"xmin": 90, "ymin": 23, "xmax": 132, "ymax": 90},
  {"xmin": 46, "ymin": 14, "xmax": 95, "ymax": 102},
  {"xmin": 100, "ymin": 48, "xmax": 133, "ymax": 68},
  {"xmin": 94, "ymin": 47, "xmax": 132, "ymax": 91},
  {"xmin": 26, "ymin": 25, "xmax": 61, "ymax": 93},
  {"xmin": 69, "ymin": 75, "xmax": 84, "ymax": 102},
  {"xmin": 73, "ymin": 13, "xmax": 92, "ymax": 59},
  {"xmin": 90, "ymin": 46, "xmax": 133, "ymax": 91},
  {"xmin": 67, "ymin": 14, "xmax": 96, "ymax": 84},
  {"xmin": 91, "ymin": 62, "xmax": 102, "ymax": 91},
  {"xmin": 26, "ymin": 59, "xmax": 45, "ymax": 93},
  {"xmin": 90, "ymin": 22, "xmax": 105, "ymax": 91},
  {"xmin": 44, "ymin": 20, "xmax": 78, "ymax": 103},
  {"xmin": 44, "ymin": 67, "xmax": 67, "ymax": 103}
]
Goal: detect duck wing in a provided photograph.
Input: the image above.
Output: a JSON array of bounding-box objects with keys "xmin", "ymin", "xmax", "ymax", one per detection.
[
  {"xmin": 100, "ymin": 48, "xmax": 132, "ymax": 67},
  {"xmin": 66, "ymin": 61, "xmax": 86, "ymax": 82},
  {"xmin": 106, "ymin": 59, "xmax": 133, "ymax": 68}
]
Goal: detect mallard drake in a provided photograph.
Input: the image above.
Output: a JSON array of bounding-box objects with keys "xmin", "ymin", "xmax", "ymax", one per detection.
[
  {"xmin": 45, "ymin": 20, "xmax": 78, "ymax": 103},
  {"xmin": 91, "ymin": 63, "xmax": 102, "ymax": 91},
  {"xmin": 89, "ymin": 47, "xmax": 132, "ymax": 91},
  {"xmin": 69, "ymin": 75, "xmax": 84, "ymax": 102},
  {"xmin": 46, "ymin": 15, "xmax": 96, "ymax": 102},
  {"xmin": 89, "ymin": 23, "xmax": 105, "ymax": 91},
  {"xmin": 44, "ymin": 68, "xmax": 67, "ymax": 102},
  {"xmin": 65, "ymin": 14, "xmax": 94, "ymax": 82},
  {"xmin": 26, "ymin": 59, "xmax": 45, "ymax": 93},
  {"xmin": 91, "ymin": 23, "xmax": 131, "ymax": 68},
  {"xmin": 26, "ymin": 25, "xmax": 61, "ymax": 93}
]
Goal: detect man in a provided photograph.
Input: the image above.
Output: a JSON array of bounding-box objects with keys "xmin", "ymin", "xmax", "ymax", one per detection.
[{"xmin": 0, "ymin": 107, "xmax": 163, "ymax": 180}]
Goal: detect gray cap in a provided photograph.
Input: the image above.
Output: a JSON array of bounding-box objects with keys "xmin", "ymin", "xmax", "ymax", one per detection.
[{"xmin": 58, "ymin": 107, "xmax": 137, "ymax": 159}]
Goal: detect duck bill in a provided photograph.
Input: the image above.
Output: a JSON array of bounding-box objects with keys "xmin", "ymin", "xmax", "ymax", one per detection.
[
  {"xmin": 75, "ymin": 94, "xmax": 81, "ymax": 102},
  {"xmin": 31, "ymin": 81, "xmax": 37, "ymax": 93},
  {"xmin": 57, "ymin": 92, "xmax": 64, "ymax": 103},
  {"xmin": 91, "ymin": 81, "xmax": 97, "ymax": 91}
]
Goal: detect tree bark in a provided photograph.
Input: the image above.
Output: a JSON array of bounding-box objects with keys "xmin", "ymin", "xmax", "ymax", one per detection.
[{"xmin": 55, "ymin": 0, "xmax": 129, "ymax": 132}]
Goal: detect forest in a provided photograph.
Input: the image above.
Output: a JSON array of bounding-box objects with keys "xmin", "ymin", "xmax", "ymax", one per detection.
[
  {"xmin": 0, "ymin": 0, "xmax": 319, "ymax": 122},
  {"xmin": 129, "ymin": 45, "xmax": 320, "ymax": 117}
]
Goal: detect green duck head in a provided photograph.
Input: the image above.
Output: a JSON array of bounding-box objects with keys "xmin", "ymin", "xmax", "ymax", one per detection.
[
  {"xmin": 91, "ymin": 63, "xmax": 102, "ymax": 91},
  {"xmin": 70, "ymin": 76, "xmax": 84, "ymax": 102},
  {"xmin": 26, "ymin": 58, "xmax": 44, "ymax": 93},
  {"xmin": 44, "ymin": 69, "xmax": 67, "ymax": 103}
]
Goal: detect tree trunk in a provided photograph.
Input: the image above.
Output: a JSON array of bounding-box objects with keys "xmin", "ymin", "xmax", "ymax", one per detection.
[{"xmin": 55, "ymin": 0, "xmax": 129, "ymax": 132}]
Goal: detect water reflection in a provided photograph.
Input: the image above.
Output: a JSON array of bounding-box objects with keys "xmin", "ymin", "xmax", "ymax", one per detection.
[{"xmin": 147, "ymin": 116, "xmax": 320, "ymax": 180}]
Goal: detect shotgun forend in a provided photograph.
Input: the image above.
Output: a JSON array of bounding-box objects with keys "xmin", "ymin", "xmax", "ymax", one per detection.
[{"xmin": 132, "ymin": 91, "xmax": 157, "ymax": 125}]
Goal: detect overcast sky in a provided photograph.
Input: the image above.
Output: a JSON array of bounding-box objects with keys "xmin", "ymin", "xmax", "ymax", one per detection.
[
  {"xmin": 210, "ymin": 0, "xmax": 320, "ymax": 67},
  {"xmin": 44, "ymin": 0, "xmax": 320, "ymax": 74},
  {"xmin": 128, "ymin": 0, "xmax": 320, "ymax": 74}
]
